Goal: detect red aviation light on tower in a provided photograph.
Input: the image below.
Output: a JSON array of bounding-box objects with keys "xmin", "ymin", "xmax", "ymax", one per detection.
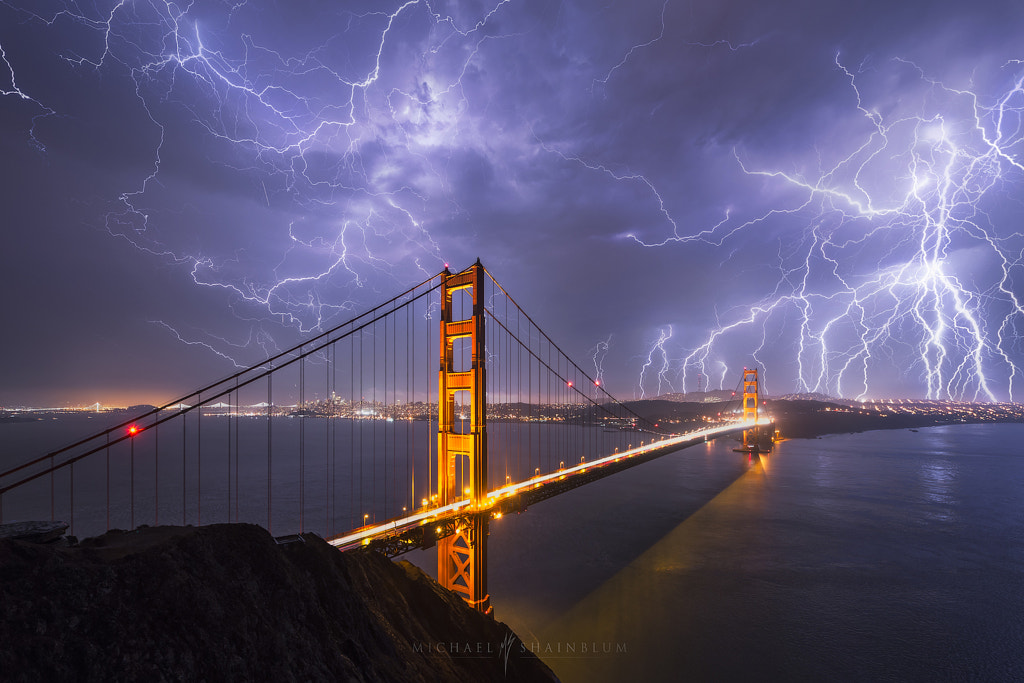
[{"xmin": 567, "ymin": 381, "xmax": 573, "ymax": 388}]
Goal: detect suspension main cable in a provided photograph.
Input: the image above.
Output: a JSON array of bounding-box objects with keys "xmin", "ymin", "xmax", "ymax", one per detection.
[{"xmin": 482, "ymin": 266, "xmax": 663, "ymax": 432}]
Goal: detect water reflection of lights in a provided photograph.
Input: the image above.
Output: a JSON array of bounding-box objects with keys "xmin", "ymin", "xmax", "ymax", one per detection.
[
  {"xmin": 810, "ymin": 452, "xmax": 834, "ymax": 489},
  {"xmin": 757, "ymin": 451, "xmax": 771, "ymax": 477},
  {"xmin": 920, "ymin": 459, "xmax": 957, "ymax": 521}
]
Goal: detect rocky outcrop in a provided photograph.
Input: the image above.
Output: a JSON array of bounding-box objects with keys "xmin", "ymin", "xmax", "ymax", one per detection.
[{"xmin": 0, "ymin": 523, "xmax": 557, "ymax": 682}]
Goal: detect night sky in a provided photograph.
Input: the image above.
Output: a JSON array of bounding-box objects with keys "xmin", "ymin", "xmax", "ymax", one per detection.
[{"xmin": 2, "ymin": 0, "xmax": 1023, "ymax": 407}]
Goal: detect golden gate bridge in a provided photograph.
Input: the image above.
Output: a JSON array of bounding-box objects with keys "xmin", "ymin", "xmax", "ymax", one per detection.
[{"xmin": 0, "ymin": 260, "xmax": 772, "ymax": 615}]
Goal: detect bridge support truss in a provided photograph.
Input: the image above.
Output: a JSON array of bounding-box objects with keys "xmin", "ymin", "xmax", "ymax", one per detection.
[{"xmin": 437, "ymin": 260, "xmax": 491, "ymax": 615}]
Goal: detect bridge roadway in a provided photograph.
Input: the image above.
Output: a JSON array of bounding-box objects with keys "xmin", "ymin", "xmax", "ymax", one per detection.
[{"xmin": 326, "ymin": 420, "xmax": 761, "ymax": 556}]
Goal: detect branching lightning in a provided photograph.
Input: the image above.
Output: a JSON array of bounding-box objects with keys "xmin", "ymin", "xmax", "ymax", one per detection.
[
  {"xmin": 1, "ymin": 38, "xmax": 56, "ymax": 150},
  {"xmin": 590, "ymin": 334, "xmax": 612, "ymax": 388},
  {"xmin": 150, "ymin": 320, "xmax": 270, "ymax": 369},
  {"xmin": 609, "ymin": 56, "xmax": 1024, "ymax": 402},
  {"xmin": 636, "ymin": 325, "xmax": 673, "ymax": 399},
  {"xmin": 721, "ymin": 58, "xmax": 1024, "ymax": 401},
  {"xmin": 5, "ymin": 2, "xmax": 1024, "ymax": 403},
  {"xmin": 1, "ymin": 0, "xmax": 513, "ymax": 361}
]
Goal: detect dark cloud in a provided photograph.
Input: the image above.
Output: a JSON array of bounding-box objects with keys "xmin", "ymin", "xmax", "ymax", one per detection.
[{"xmin": 2, "ymin": 0, "xmax": 1023, "ymax": 405}]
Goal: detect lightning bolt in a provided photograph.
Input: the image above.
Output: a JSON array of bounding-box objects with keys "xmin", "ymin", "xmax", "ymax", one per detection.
[
  {"xmin": 6, "ymin": 3, "xmax": 1023, "ymax": 404},
  {"xmin": 630, "ymin": 57, "xmax": 1024, "ymax": 402},
  {"xmin": 592, "ymin": 0, "xmax": 762, "ymax": 95},
  {"xmin": 637, "ymin": 325, "xmax": 673, "ymax": 399},
  {"xmin": 1, "ymin": 0, "xmax": 512, "ymax": 358},
  {"xmin": 149, "ymin": 320, "xmax": 262, "ymax": 369},
  {"xmin": 590, "ymin": 334, "xmax": 612, "ymax": 388},
  {"xmin": 1, "ymin": 37, "xmax": 56, "ymax": 150}
]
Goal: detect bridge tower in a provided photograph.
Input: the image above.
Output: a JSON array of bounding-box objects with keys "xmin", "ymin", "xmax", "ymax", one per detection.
[
  {"xmin": 437, "ymin": 260, "xmax": 491, "ymax": 614},
  {"xmin": 742, "ymin": 367, "xmax": 759, "ymax": 449}
]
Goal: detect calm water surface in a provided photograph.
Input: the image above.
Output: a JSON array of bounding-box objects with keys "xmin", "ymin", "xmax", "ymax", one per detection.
[
  {"xmin": 409, "ymin": 424, "xmax": 1024, "ymax": 682},
  {"xmin": 0, "ymin": 415, "xmax": 612, "ymax": 538}
]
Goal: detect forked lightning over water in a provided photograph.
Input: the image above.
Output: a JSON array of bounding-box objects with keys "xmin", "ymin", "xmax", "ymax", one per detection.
[{"xmin": 632, "ymin": 58, "xmax": 1024, "ymax": 402}]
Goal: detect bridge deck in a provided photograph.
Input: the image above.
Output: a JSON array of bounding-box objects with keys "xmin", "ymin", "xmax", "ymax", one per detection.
[{"xmin": 327, "ymin": 420, "xmax": 760, "ymax": 555}]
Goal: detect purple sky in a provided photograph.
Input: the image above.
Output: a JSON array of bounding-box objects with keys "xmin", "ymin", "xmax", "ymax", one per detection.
[{"xmin": 2, "ymin": 0, "xmax": 1024, "ymax": 406}]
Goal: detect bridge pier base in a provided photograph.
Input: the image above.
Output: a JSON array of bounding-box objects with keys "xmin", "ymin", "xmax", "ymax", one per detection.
[{"xmin": 438, "ymin": 514, "xmax": 490, "ymax": 614}]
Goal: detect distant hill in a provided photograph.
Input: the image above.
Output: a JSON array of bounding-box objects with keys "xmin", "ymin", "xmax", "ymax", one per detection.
[
  {"xmin": 652, "ymin": 390, "xmax": 736, "ymax": 403},
  {"xmin": 620, "ymin": 394, "xmax": 1024, "ymax": 439},
  {"xmin": 616, "ymin": 398, "xmax": 741, "ymax": 428},
  {"xmin": 772, "ymin": 392, "xmax": 836, "ymax": 402},
  {"xmin": 651, "ymin": 389, "xmax": 839, "ymax": 404}
]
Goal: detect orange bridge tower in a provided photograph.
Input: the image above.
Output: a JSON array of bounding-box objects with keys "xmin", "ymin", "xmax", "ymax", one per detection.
[
  {"xmin": 437, "ymin": 260, "xmax": 490, "ymax": 614},
  {"xmin": 742, "ymin": 367, "xmax": 759, "ymax": 450}
]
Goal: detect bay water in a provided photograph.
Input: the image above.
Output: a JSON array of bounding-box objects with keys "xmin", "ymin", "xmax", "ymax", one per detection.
[
  {"xmin": 3, "ymin": 416, "xmax": 1022, "ymax": 680},
  {"xmin": 441, "ymin": 423, "xmax": 1024, "ymax": 681}
]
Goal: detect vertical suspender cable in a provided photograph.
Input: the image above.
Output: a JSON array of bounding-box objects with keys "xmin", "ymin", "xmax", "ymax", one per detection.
[
  {"xmin": 182, "ymin": 409, "xmax": 187, "ymax": 526},
  {"xmin": 359, "ymin": 330, "xmax": 363, "ymax": 525},
  {"xmin": 234, "ymin": 380, "xmax": 240, "ymax": 524},
  {"xmin": 69, "ymin": 461, "xmax": 74, "ymax": 537},
  {"xmin": 408, "ymin": 299, "xmax": 413, "ymax": 513},
  {"xmin": 227, "ymin": 384, "xmax": 231, "ymax": 523},
  {"xmin": 389, "ymin": 303, "xmax": 394, "ymax": 515},
  {"xmin": 427, "ymin": 288, "xmax": 432, "ymax": 506},
  {"xmin": 299, "ymin": 349, "xmax": 305, "ymax": 534},
  {"xmin": 197, "ymin": 400, "xmax": 201, "ymax": 527},
  {"xmin": 374, "ymin": 318, "xmax": 379, "ymax": 521},
  {"xmin": 267, "ymin": 372, "xmax": 272, "ymax": 534},
  {"xmin": 130, "ymin": 431, "xmax": 135, "ymax": 529},
  {"xmin": 505, "ymin": 292, "xmax": 510, "ymax": 487},
  {"xmin": 155, "ymin": 413, "xmax": 159, "ymax": 526},
  {"xmin": 351, "ymin": 332, "xmax": 355, "ymax": 530},
  {"xmin": 392, "ymin": 302, "xmax": 397, "ymax": 515},
  {"xmin": 328, "ymin": 341, "xmax": 334, "ymax": 534},
  {"xmin": 106, "ymin": 433, "xmax": 110, "ymax": 531},
  {"xmin": 381, "ymin": 316, "xmax": 386, "ymax": 519}
]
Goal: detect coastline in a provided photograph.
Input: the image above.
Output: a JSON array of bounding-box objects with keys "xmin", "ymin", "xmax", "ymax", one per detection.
[{"xmin": 770, "ymin": 405, "xmax": 1024, "ymax": 440}]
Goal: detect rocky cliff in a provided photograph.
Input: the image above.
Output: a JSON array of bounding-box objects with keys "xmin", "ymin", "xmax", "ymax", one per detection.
[{"xmin": 0, "ymin": 524, "xmax": 557, "ymax": 682}]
